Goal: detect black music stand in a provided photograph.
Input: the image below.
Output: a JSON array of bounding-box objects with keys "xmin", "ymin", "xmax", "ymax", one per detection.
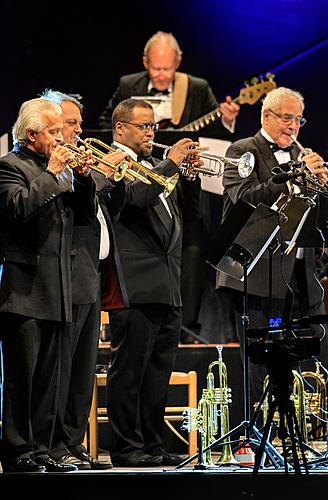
[
  {"xmin": 205, "ymin": 200, "xmax": 282, "ymax": 424},
  {"xmin": 176, "ymin": 200, "xmax": 287, "ymax": 470}
]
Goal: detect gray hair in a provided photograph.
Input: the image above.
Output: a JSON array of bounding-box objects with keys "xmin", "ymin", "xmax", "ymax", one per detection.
[
  {"xmin": 261, "ymin": 87, "xmax": 305, "ymax": 125},
  {"xmin": 12, "ymin": 98, "xmax": 62, "ymax": 146},
  {"xmin": 39, "ymin": 88, "xmax": 83, "ymax": 111},
  {"xmin": 143, "ymin": 31, "xmax": 182, "ymax": 60},
  {"xmin": 112, "ymin": 98, "xmax": 153, "ymax": 130}
]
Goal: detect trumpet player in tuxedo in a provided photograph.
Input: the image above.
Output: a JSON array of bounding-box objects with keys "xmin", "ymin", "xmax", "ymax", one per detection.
[
  {"xmin": 0, "ymin": 97, "xmax": 99, "ymax": 473},
  {"xmin": 104, "ymin": 98, "xmax": 204, "ymax": 467},
  {"xmin": 40, "ymin": 89, "xmax": 130, "ymax": 470},
  {"xmin": 216, "ymin": 86, "xmax": 328, "ymax": 407}
]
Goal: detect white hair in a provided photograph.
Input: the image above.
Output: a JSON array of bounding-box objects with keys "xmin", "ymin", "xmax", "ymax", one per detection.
[
  {"xmin": 12, "ymin": 98, "xmax": 62, "ymax": 146},
  {"xmin": 261, "ymin": 87, "xmax": 305, "ymax": 125}
]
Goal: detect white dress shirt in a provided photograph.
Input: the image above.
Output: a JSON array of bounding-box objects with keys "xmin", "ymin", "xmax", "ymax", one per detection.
[{"xmin": 97, "ymin": 204, "xmax": 110, "ymax": 260}]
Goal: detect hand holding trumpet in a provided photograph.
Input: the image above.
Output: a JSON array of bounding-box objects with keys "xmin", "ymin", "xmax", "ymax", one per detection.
[
  {"xmin": 301, "ymin": 151, "xmax": 328, "ymax": 184},
  {"xmin": 46, "ymin": 145, "xmax": 75, "ymax": 177},
  {"xmin": 97, "ymin": 150, "xmax": 130, "ymax": 181},
  {"xmin": 166, "ymin": 138, "xmax": 203, "ymax": 168}
]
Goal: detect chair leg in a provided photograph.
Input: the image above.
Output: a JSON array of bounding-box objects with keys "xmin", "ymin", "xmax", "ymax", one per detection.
[{"xmin": 89, "ymin": 376, "xmax": 99, "ymax": 459}]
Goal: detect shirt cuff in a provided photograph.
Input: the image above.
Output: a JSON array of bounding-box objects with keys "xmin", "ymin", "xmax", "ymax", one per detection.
[{"xmin": 221, "ymin": 117, "xmax": 236, "ymax": 134}]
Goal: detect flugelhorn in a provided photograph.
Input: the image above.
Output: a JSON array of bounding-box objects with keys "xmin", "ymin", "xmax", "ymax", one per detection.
[
  {"xmin": 149, "ymin": 140, "xmax": 255, "ymax": 179},
  {"xmin": 63, "ymin": 142, "xmax": 150, "ymax": 184},
  {"xmin": 80, "ymin": 137, "xmax": 179, "ymax": 197}
]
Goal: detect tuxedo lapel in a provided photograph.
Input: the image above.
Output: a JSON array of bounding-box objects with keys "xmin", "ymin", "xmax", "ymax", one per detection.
[{"xmin": 153, "ymin": 196, "xmax": 173, "ymax": 237}]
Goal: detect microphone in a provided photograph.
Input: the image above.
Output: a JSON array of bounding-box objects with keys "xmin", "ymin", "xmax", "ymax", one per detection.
[{"xmin": 272, "ymin": 171, "xmax": 306, "ymax": 184}]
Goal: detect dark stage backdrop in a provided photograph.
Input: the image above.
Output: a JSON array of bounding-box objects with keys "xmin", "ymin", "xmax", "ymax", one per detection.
[{"xmin": 1, "ymin": 0, "xmax": 328, "ymax": 156}]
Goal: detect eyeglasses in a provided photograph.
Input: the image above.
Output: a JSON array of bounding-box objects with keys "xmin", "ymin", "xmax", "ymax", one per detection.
[
  {"xmin": 268, "ymin": 109, "xmax": 307, "ymax": 127},
  {"xmin": 121, "ymin": 121, "xmax": 159, "ymax": 132}
]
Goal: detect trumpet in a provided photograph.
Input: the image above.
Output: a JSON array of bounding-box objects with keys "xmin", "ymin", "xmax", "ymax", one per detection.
[
  {"xmin": 182, "ymin": 346, "xmax": 237, "ymax": 467},
  {"xmin": 290, "ymin": 134, "xmax": 328, "ymax": 197},
  {"xmin": 149, "ymin": 140, "xmax": 255, "ymax": 179},
  {"xmin": 80, "ymin": 138, "xmax": 179, "ymax": 197},
  {"xmin": 63, "ymin": 142, "xmax": 150, "ymax": 184}
]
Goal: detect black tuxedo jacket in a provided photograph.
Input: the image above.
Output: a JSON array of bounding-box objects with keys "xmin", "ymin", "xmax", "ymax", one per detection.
[
  {"xmin": 108, "ymin": 151, "xmax": 201, "ymax": 307},
  {"xmin": 98, "ymin": 71, "xmax": 231, "ymax": 139},
  {"xmin": 0, "ymin": 146, "xmax": 96, "ymax": 322},
  {"xmin": 217, "ymin": 131, "xmax": 323, "ymax": 307}
]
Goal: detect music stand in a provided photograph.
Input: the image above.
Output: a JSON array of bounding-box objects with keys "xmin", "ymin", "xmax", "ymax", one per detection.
[{"xmin": 176, "ymin": 200, "xmax": 287, "ymax": 470}]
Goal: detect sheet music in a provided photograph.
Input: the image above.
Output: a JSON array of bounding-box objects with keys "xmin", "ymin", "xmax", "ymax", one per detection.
[{"xmin": 198, "ymin": 137, "xmax": 231, "ymax": 195}]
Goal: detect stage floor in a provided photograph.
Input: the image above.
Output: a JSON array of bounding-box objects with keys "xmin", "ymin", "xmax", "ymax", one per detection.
[{"xmin": 2, "ymin": 453, "xmax": 328, "ymax": 500}]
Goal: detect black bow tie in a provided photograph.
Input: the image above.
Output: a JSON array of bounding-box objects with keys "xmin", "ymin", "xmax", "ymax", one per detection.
[
  {"xmin": 137, "ymin": 153, "xmax": 153, "ymax": 165},
  {"xmin": 270, "ymin": 143, "xmax": 294, "ymax": 153},
  {"xmin": 148, "ymin": 87, "xmax": 170, "ymax": 96}
]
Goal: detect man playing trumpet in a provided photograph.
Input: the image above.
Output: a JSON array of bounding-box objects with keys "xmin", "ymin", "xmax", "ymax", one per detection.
[
  {"xmin": 217, "ymin": 86, "xmax": 328, "ymax": 406},
  {"xmin": 104, "ymin": 98, "xmax": 203, "ymax": 467},
  {"xmin": 40, "ymin": 89, "xmax": 129, "ymax": 470}
]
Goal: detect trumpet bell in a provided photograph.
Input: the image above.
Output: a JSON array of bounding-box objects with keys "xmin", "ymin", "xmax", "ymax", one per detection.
[{"xmin": 237, "ymin": 152, "xmax": 255, "ymax": 178}]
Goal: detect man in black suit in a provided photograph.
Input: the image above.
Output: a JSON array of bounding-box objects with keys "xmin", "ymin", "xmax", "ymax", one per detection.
[
  {"xmin": 99, "ymin": 31, "xmax": 240, "ymax": 342},
  {"xmin": 0, "ymin": 98, "xmax": 96, "ymax": 472},
  {"xmin": 217, "ymin": 86, "xmax": 328, "ymax": 406},
  {"xmin": 98, "ymin": 31, "xmax": 240, "ymax": 137},
  {"xmin": 104, "ymin": 98, "xmax": 202, "ymax": 467},
  {"xmin": 40, "ymin": 90, "xmax": 128, "ymax": 470}
]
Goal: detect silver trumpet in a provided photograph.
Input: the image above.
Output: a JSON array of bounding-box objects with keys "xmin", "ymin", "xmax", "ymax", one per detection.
[
  {"xmin": 290, "ymin": 134, "xmax": 328, "ymax": 197},
  {"xmin": 148, "ymin": 140, "xmax": 255, "ymax": 179}
]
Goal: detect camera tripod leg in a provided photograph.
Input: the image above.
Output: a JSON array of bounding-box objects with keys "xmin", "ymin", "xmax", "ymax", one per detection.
[
  {"xmin": 276, "ymin": 399, "xmax": 309, "ymax": 475},
  {"xmin": 288, "ymin": 402, "xmax": 309, "ymax": 474},
  {"xmin": 253, "ymin": 400, "xmax": 277, "ymax": 475}
]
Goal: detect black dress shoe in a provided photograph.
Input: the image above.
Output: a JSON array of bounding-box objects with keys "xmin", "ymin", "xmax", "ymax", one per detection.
[
  {"xmin": 73, "ymin": 451, "xmax": 113, "ymax": 470},
  {"xmin": 34, "ymin": 455, "xmax": 77, "ymax": 472},
  {"xmin": 56, "ymin": 453, "xmax": 91, "ymax": 470},
  {"xmin": 159, "ymin": 451, "xmax": 189, "ymax": 466},
  {"xmin": 3, "ymin": 457, "xmax": 46, "ymax": 473},
  {"xmin": 112, "ymin": 450, "xmax": 163, "ymax": 467}
]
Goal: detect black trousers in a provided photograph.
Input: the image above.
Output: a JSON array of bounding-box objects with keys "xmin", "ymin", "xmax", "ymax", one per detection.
[
  {"xmin": 51, "ymin": 297, "xmax": 100, "ymax": 459},
  {"xmin": 0, "ymin": 313, "xmax": 61, "ymax": 463},
  {"xmin": 106, "ymin": 304, "xmax": 181, "ymax": 457}
]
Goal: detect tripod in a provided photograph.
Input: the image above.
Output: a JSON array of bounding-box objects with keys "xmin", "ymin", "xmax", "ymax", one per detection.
[{"xmin": 251, "ymin": 344, "xmax": 310, "ymax": 476}]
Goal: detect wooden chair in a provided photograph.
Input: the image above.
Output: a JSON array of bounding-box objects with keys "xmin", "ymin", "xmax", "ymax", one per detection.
[{"xmin": 84, "ymin": 370, "xmax": 198, "ymax": 459}]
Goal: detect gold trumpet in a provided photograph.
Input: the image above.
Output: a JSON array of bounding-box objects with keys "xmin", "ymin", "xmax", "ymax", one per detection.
[
  {"xmin": 81, "ymin": 137, "xmax": 179, "ymax": 197},
  {"xmin": 63, "ymin": 142, "xmax": 150, "ymax": 184},
  {"xmin": 261, "ymin": 364, "xmax": 328, "ymax": 447},
  {"xmin": 149, "ymin": 140, "xmax": 255, "ymax": 179},
  {"xmin": 300, "ymin": 362, "xmax": 327, "ymax": 441},
  {"xmin": 182, "ymin": 346, "xmax": 237, "ymax": 467}
]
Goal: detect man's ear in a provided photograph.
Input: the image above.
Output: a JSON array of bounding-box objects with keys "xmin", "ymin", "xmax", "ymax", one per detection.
[
  {"xmin": 26, "ymin": 129, "xmax": 37, "ymax": 143},
  {"xmin": 115, "ymin": 122, "xmax": 124, "ymax": 136},
  {"xmin": 142, "ymin": 55, "xmax": 148, "ymax": 70}
]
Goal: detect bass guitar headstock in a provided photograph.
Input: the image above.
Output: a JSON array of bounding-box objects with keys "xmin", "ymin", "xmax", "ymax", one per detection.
[{"xmin": 238, "ymin": 73, "xmax": 277, "ymax": 105}]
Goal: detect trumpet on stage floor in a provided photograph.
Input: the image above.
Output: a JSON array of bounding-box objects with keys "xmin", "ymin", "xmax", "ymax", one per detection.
[
  {"xmin": 182, "ymin": 346, "xmax": 237, "ymax": 467},
  {"xmin": 80, "ymin": 137, "xmax": 179, "ymax": 197},
  {"xmin": 149, "ymin": 140, "xmax": 255, "ymax": 179}
]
